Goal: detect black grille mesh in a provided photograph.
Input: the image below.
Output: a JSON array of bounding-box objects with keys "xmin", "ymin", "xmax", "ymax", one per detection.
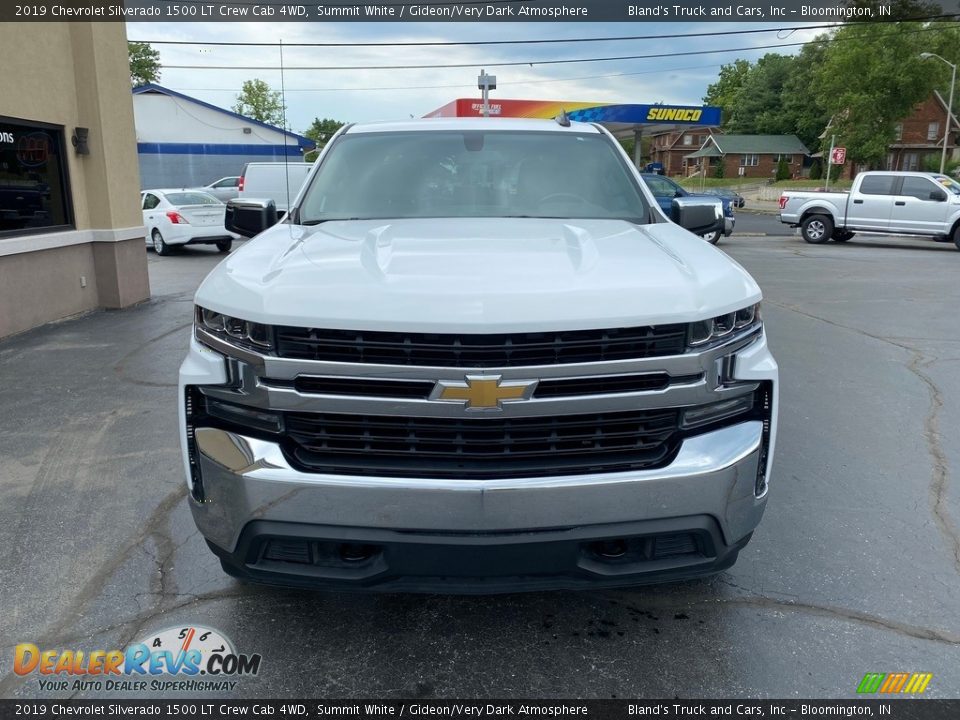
[
  {"xmin": 275, "ymin": 325, "xmax": 688, "ymax": 367},
  {"xmin": 283, "ymin": 408, "xmax": 681, "ymax": 479}
]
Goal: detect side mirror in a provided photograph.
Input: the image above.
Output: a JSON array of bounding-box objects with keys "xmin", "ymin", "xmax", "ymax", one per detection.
[
  {"xmin": 226, "ymin": 198, "xmax": 278, "ymax": 238},
  {"xmin": 930, "ymin": 190, "xmax": 947, "ymax": 202},
  {"xmin": 674, "ymin": 189, "xmax": 685, "ymax": 198},
  {"xmin": 671, "ymin": 196, "xmax": 724, "ymax": 236}
]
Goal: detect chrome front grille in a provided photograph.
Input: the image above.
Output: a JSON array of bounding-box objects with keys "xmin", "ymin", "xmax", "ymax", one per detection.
[{"xmin": 193, "ymin": 323, "xmax": 766, "ymax": 479}]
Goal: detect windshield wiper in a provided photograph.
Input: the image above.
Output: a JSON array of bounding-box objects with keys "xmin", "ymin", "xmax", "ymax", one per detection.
[{"xmin": 301, "ymin": 217, "xmax": 365, "ymax": 226}]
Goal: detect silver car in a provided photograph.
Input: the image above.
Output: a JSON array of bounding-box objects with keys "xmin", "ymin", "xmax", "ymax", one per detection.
[{"xmin": 198, "ymin": 176, "xmax": 240, "ymax": 202}]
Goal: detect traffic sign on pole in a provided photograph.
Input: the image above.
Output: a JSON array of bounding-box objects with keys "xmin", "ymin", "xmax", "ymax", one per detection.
[{"xmin": 831, "ymin": 147, "xmax": 847, "ymax": 165}]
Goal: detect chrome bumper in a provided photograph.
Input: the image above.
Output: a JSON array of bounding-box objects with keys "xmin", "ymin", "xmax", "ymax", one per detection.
[
  {"xmin": 190, "ymin": 419, "xmax": 767, "ymax": 554},
  {"xmin": 724, "ymin": 216, "xmax": 735, "ymax": 236}
]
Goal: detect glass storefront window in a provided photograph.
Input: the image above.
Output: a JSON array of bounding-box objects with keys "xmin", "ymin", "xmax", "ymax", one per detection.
[{"xmin": 0, "ymin": 117, "xmax": 73, "ymax": 236}]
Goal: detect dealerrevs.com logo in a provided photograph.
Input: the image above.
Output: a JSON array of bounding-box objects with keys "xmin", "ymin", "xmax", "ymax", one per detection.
[{"xmin": 14, "ymin": 625, "xmax": 261, "ymax": 693}]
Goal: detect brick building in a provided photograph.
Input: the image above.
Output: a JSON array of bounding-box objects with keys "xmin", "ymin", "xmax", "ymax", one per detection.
[
  {"xmin": 648, "ymin": 126, "xmax": 722, "ymax": 176},
  {"xmin": 684, "ymin": 134, "xmax": 811, "ymax": 179},
  {"xmin": 887, "ymin": 91, "xmax": 959, "ymax": 172}
]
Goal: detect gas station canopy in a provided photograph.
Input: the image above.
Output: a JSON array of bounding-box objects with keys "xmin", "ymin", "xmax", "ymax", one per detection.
[{"xmin": 424, "ymin": 98, "xmax": 722, "ymax": 139}]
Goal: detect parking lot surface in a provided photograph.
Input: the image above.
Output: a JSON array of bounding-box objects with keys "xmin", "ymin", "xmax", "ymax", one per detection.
[{"xmin": 1, "ymin": 233, "xmax": 959, "ymax": 698}]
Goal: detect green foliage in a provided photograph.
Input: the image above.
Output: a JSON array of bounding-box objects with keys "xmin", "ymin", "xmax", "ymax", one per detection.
[
  {"xmin": 775, "ymin": 158, "xmax": 791, "ymax": 181},
  {"xmin": 703, "ymin": 59, "xmax": 752, "ymax": 126},
  {"xmin": 713, "ymin": 160, "xmax": 725, "ymax": 179},
  {"xmin": 779, "ymin": 41, "xmax": 832, "ymax": 151},
  {"xmin": 306, "ymin": 118, "xmax": 346, "ymax": 144},
  {"xmin": 813, "ymin": 22, "xmax": 940, "ymax": 166},
  {"xmin": 128, "ymin": 42, "xmax": 160, "ymax": 87},
  {"xmin": 809, "ymin": 160, "xmax": 822, "ymax": 180},
  {"xmin": 726, "ymin": 54, "xmax": 796, "ymax": 135},
  {"xmin": 233, "ymin": 79, "xmax": 286, "ymax": 126}
]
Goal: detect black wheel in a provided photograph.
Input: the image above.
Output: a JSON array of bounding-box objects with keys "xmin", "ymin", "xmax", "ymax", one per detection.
[
  {"xmin": 832, "ymin": 231, "xmax": 854, "ymax": 243},
  {"xmin": 700, "ymin": 230, "xmax": 722, "ymax": 245},
  {"xmin": 801, "ymin": 214, "xmax": 833, "ymax": 244},
  {"xmin": 953, "ymin": 225, "xmax": 960, "ymax": 251},
  {"xmin": 152, "ymin": 229, "xmax": 171, "ymax": 256},
  {"xmin": 216, "ymin": 239, "xmax": 233, "ymax": 253}
]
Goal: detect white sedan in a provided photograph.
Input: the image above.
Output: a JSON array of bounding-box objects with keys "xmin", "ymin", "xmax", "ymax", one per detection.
[{"xmin": 141, "ymin": 189, "xmax": 240, "ymax": 256}]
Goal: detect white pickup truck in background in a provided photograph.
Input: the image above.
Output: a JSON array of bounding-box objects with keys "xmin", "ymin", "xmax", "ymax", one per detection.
[{"xmin": 779, "ymin": 171, "xmax": 960, "ymax": 249}]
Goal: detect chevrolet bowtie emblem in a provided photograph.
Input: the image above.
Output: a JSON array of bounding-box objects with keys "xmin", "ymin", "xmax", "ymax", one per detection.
[{"xmin": 431, "ymin": 375, "xmax": 538, "ymax": 410}]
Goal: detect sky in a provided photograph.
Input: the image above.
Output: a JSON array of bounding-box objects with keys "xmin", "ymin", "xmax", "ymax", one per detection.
[{"xmin": 126, "ymin": 21, "xmax": 833, "ymax": 133}]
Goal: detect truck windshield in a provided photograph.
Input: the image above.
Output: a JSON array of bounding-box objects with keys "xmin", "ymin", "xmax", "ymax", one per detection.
[{"xmin": 298, "ymin": 130, "xmax": 650, "ymax": 224}]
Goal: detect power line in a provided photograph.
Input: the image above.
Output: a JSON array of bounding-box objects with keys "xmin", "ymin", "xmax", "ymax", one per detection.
[
  {"xmin": 132, "ymin": 14, "xmax": 959, "ymax": 48},
  {"xmin": 133, "ymin": 23, "xmax": 829, "ymax": 47},
  {"xmin": 167, "ymin": 63, "xmax": 727, "ymax": 93},
  {"xmin": 158, "ymin": 24, "xmax": 957, "ymax": 72}
]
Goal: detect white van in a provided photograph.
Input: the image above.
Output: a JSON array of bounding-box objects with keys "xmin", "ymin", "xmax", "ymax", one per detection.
[{"xmin": 237, "ymin": 162, "xmax": 313, "ymax": 215}]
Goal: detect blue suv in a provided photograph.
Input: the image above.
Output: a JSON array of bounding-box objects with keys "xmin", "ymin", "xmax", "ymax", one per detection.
[{"xmin": 640, "ymin": 173, "xmax": 735, "ymax": 244}]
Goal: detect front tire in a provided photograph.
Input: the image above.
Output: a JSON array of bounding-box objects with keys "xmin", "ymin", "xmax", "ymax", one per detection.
[
  {"xmin": 216, "ymin": 239, "xmax": 233, "ymax": 253},
  {"xmin": 152, "ymin": 229, "xmax": 171, "ymax": 256},
  {"xmin": 801, "ymin": 214, "xmax": 832, "ymax": 244},
  {"xmin": 701, "ymin": 230, "xmax": 722, "ymax": 245},
  {"xmin": 953, "ymin": 225, "xmax": 960, "ymax": 251}
]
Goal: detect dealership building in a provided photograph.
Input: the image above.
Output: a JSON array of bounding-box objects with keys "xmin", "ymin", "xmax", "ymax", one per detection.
[{"xmin": 0, "ymin": 23, "xmax": 149, "ymax": 340}]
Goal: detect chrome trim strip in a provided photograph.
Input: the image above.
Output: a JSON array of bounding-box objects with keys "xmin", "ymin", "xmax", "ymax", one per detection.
[
  {"xmin": 194, "ymin": 420, "xmax": 763, "ymax": 489},
  {"xmin": 202, "ymin": 375, "xmax": 757, "ymax": 418},
  {"xmin": 197, "ymin": 324, "xmax": 761, "ymax": 380},
  {"xmin": 196, "ymin": 325, "xmax": 763, "ymax": 417}
]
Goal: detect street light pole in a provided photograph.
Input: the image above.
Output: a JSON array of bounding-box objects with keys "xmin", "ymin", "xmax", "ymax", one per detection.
[{"xmin": 920, "ymin": 52, "xmax": 958, "ymax": 175}]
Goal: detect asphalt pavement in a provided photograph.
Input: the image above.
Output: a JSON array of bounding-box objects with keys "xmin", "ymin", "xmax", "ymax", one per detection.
[{"xmin": 1, "ymin": 232, "xmax": 959, "ymax": 699}]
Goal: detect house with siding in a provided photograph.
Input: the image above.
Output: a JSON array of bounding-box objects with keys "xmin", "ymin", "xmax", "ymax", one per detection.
[
  {"xmin": 132, "ymin": 84, "xmax": 314, "ymax": 190},
  {"xmin": 684, "ymin": 134, "xmax": 811, "ymax": 179}
]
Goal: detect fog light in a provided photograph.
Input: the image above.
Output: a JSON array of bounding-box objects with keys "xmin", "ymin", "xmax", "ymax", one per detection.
[
  {"xmin": 205, "ymin": 397, "xmax": 283, "ymax": 434},
  {"xmin": 681, "ymin": 394, "xmax": 755, "ymax": 430}
]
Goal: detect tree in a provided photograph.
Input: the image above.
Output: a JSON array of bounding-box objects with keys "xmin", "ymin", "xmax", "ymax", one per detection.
[
  {"xmin": 775, "ymin": 157, "xmax": 791, "ymax": 181},
  {"xmin": 726, "ymin": 54, "xmax": 797, "ymax": 135},
  {"xmin": 813, "ymin": 21, "xmax": 938, "ymax": 166},
  {"xmin": 779, "ymin": 40, "xmax": 832, "ymax": 152},
  {"xmin": 305, "ymin": 118, "xmax": 346, "ymax": 145},
  {"xmin": 128, "ymin": 42, "xmax": 160, "ymax": 87},
  {"xmin": 233, "ymin": 79, "xmax": 286, "ymax": 126},
  {"xmin": 703, "ymin": 59, "xmax": 751, "ymax": 127}
]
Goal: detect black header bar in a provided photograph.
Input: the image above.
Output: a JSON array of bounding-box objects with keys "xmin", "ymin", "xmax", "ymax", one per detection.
[
  {"xmin": 3, "ymin": 0, "xmax": 960, "ymax": 22},
  {"xmin": 2, "ymin": 700, "xmax": 960, "ymax": 720}
]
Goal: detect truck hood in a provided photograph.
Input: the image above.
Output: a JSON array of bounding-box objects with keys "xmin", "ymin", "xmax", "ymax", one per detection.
[{"xmin": 196, "ymin": 218, "xmax": 761, "ymax": 332}]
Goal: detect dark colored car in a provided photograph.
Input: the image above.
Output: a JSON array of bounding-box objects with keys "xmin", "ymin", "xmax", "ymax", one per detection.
[
  {"xmin": 640, "ymin": 173, "xmax": 735, "ymax": 244},
  {"xmin": 703, "ymin": 187, "xmax": 746, "ymax": 208}
]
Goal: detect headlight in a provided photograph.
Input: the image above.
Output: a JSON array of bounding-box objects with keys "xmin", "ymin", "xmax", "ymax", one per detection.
[
  {"xmin": 688, "ymin": 302, "xmax": 761, "ymax": 348},
  {"xmin": 195, "ymin": 306, "xmax": 274, "ymax": 351}
]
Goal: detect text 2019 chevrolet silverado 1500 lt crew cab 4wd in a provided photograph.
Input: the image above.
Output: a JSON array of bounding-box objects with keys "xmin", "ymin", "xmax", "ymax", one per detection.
[
  {"xmin": 179, "ymin": 118, "xmax": 779, "ymax": 593},
  {"xmin": 780, "ymin": 171, "xmax": 960, "ymax": 247}
]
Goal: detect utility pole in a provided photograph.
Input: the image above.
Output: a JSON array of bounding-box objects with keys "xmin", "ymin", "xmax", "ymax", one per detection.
[
  {"xmin": 824, "ymin": 134, "xmax": 836, "ymax": 192},
  {"xmin": 478, "ymin": 70, "xmax": 497, "ymax": 118},
  {"xmin": 920, "ymin": 53, "xmax": 957, "ymax": 174}
]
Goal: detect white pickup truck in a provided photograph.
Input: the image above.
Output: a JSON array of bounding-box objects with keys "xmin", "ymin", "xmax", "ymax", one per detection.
[
  {"xmin": 779, "ymin": 171, "xmax": 960, "ymax": 248},
  {"xmin": 180, "ymin": 118, "xmax": 778, "ymax": 593}
]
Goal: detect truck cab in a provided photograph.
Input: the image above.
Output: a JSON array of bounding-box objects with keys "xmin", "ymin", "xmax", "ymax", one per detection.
[{"xmin": 780, "ymin": 171, "xmax": 960, "ymax": 248}]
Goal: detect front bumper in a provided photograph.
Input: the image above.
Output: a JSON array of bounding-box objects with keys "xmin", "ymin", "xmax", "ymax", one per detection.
[
  {"xmin": 723, "ymin": 216, "xmax": 735, "ymax": 236},
  {"xmin": 179, "ymin": 328, "xmax": 777, "ymax": 592},
  {"xmin": 189, "ymin": 419, "xmax": 767, "ymax": 592}
]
